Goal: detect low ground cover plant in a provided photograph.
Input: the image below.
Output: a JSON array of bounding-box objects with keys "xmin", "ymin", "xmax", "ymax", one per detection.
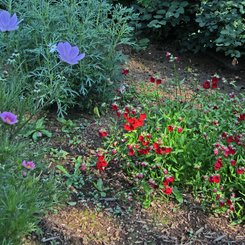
[{"xmin": 96, "ymin": 54, "xmax": 245, "ymax": 223}]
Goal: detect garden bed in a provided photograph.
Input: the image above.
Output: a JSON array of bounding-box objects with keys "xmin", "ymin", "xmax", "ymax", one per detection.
[{"xmin": 26, "ymin": 44, "xmax": 245, "ymax": 245}]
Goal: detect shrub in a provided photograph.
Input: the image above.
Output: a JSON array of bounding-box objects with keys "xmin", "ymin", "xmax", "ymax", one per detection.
[
  {"xmin": 0, "ymin": 0, "xmax": 135, "ymax": 115},
  {"xmin": 111, "ymin": 0, "xmax": 245, "ymax": 58}
]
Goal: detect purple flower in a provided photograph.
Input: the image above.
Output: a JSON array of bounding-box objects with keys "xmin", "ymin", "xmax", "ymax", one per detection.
[
  {"xmin": 22, "ymin": 160, "xmax": 36, "ymax": 170},
  {"xmin": 56, "ymin": 41, "xmax": 85, "ymax": 65},
  {"xmin": 0, "ymin": 111, "xmax": 18, "ymax": 124},
  {"xmin": 0, "ymin": 10, "xmax": 20, "ymax": 32}
]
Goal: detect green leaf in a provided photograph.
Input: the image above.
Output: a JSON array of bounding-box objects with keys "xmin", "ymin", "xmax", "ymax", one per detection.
[
  {"xmin": 173, "ymin": 187, "xmax": 183, "ymax": 204},
  {"xmin": 56, "ymin": 165, "xmax": 69, "ymax": 176}
]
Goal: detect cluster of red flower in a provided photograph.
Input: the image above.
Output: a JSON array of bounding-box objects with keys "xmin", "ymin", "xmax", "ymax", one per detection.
[{"xmin": 203, "ymin": 76, "xmax": 219, "ymax": 89}]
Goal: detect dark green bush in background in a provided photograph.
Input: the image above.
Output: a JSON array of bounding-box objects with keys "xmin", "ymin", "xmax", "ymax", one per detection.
[{"xmin": 111, "ymin": 0, "xmax": 245, "ymax": 58}]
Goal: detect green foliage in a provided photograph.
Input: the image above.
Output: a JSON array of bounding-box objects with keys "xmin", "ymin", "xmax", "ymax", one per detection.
[
  {"xmin": 25, "ymin": 117, "xmax": 52, "ymax": 141},
  {"xmin": 194, "ymin": 0, "xmax": 245, "ymax": 57},
  {"xmin": 99, "ymin": 58, "xmax": 245, "ymax": 222},
  {"xmin": 0, "ymin": 48, "xmax": 65, "ymax": 244},
  {"xmin": 112, "ymin": 0, "xmax": 245, "ymax": 58},
  {"xmin": 0, "ymin": 0, "xmax": 135, "ymax": 115},
  {"xmin": 0, "ymin": 171, "xmax": 62, "ymax": 244}
]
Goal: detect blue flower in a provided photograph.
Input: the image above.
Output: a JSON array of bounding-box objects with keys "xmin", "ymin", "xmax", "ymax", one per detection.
[
  {"xmin": 0, "ymin": 10, "xmax": 20, "ymax": 32},
  {"xmin": 57, "ymin": 42, "xmax": 85, "ymax": 65}
]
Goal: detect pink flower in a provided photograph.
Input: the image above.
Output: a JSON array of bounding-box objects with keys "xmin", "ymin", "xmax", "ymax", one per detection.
[
  {"xmin": 22, "ymin": 160, "xmax": 36, "ymax": 170},
  {"xmin": 214, "ymin": 148, "xmax": 219, "ymax": 155},
  {"xmin": 0, "ymin": 111, "xmax": 18, "ymax": 125},
  {"xmin": 177, "ymin": 127, "xmax": 183, "ymax": 133}
]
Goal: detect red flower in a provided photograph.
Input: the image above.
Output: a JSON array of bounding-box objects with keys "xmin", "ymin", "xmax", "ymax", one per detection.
[
  {"xmin": 226, "ymin": 135, "xmax": 234, "ymax": 143},
  {"xmin": 137, "ymin": 147, "xmax": 151, "ymax": 155},
  {"xmin": 221, "ymin": 132, "xmax": 227, "ymax": 138},
  {"xmin": 236, "ymin": 167, "xmax": 244, "ymax": 175},
  {"xmin": 142, "ymin": 140, "xmax": 150, "ymax": 146},
  {"xmin": 116, "ymin": 111, "xmax": 121, "ymax": 117},
  {"xmin": 230, "ymin": 159, "xmax": 236, "ymax": 166},
  {"xmin": 209, "ymin": 175, "xmax": 220, "ymax": 183},
  {"xmin": 122, "ymin": 69, "xmax": 129, "ymax": 75},
  {"xmin": 203, "ymin": 80, "xmax": 210, "ymax": 89},
  {"xmin": 226, "ymin": 199, "xmax": 232, "ymax": 206},
  {"xmin": 150, "ymin": 76, "xmax": 155, "ymax": 83},
  {"xmin": 166, "ymin": 176, "xmax": 174, "ymax": 183},
  {"xmin": 177, "ymin": 127, "xmax": 183, "ymax": 133},
  {"xmin": 99, "ymin": 129, "xmax": 108, "ymax": 138},
  {"xmin": 219, "ymin": 201, "xmax": 225, "ymax": 207},
  {"xmin": 168, "ymin": 125, "xmax": 174, "ymax": 132},
  {"xmin": 238, "ymin": 113, "xmax": 245, "ymax": 122},
  {"xmin": 128, "ymin": 148, "xmax": 135, "ymax": 156},
  {"xmin": 111, "ymin": 103, "xmax": 118, "ymax": 111},
  {"xmin": 163, "ymin": 186, "xmax": 172, "ymax": 195},
  {"xmin": 211, "ymin": 76, "xmax": 219, "ymax": 89},
  {"xmin": 214, "ymin": 158, "xmax": 222, "ymax": 170},
  {"xmin": 96, "ymin": 155, "xmax": 108, "ymax": 171},
  {"xmin": 165, "ymin": 147, "xmax": 172, "ymax": 154},
  {"xmin": 138, "ymin": 135, "xmax": 144, "ymax": 142},
  {"xmin": 156, "ymin": 79, "xmax": 161, "ymax": 85},
  {"xmin": 124, "ymin": 113, "xmax": 146, "ymax": 131}
]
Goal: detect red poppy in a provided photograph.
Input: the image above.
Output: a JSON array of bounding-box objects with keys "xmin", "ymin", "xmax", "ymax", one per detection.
[
  {"xmin": 211, "ymin": 76, "xmax": 219, "ymax": 89},
  {"xmin": 203, "ymin": 80, "xmax": 210, "ymax": 89}
]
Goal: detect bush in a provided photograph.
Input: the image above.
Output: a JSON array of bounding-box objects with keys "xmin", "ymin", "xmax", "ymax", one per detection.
[
  {"xmin": 0, "ymin": 0, "xmax": 135, "ymax": 115},
  {"xmin": 111, "ymin": 0, "xmax": 245, "ymax": 58}
]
